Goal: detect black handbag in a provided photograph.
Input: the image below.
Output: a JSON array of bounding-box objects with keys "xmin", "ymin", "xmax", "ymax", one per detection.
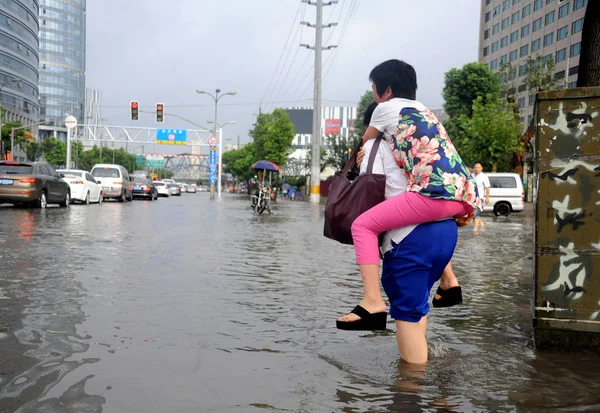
[{"xmin": 323, "ymin": 137, "xmax": 386, "ymax": 245}]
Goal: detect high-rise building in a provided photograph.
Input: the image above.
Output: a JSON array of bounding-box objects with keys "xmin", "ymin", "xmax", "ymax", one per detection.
[
  {"xmin": 285, "ymin": 106, "xmax": 357, "ymax": 150},
  {"xmin": 38, "ymin": 0, "xmax": 86, "ymax": 141},
  {"xmin": 479, "ymin": 0, "xmax": 587, "ymax": 124},
  {"xmin": 0, "ymin": 0, "xmax": 40, "ymax": 125},
  {"xmin": 83, "ymin": 87, "xmax": 101, "ymax": 141}
]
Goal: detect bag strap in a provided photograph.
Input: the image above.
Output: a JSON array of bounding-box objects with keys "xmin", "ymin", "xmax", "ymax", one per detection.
[
  {"xmin": 366, "ymin": 136, "xmax": 383, "ymax": 174},
  {"xmin": 341, "ymin": 139, "xmax": 364, "ymax": 175}
]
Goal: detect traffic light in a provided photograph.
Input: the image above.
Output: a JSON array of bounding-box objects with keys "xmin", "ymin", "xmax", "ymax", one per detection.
[
  {"xmin": 156, "ymin": 103, "xmax": 164, "ymax": 123},
  {"xmin": 130, "ymin": 101, "xmax": 139, "ymax": 120}
]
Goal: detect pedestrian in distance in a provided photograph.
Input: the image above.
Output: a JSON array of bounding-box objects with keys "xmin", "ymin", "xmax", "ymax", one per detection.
[{"xmin": 472, "ymin": 162, "xmax": 491, "ymax": 232}]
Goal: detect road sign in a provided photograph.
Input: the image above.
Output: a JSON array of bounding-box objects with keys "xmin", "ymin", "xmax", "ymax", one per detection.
[
  {"xmin": 65, "ymin": 115, "xmax": 77, "ymax": 129},
  {"xmin": 208, "ymin": 136, "xmax": 218, "ymax": 146},
  {"xmin": 156, "ymin": 128, "xmax": 187, "ymax": 145},
  {"xmin": 209, "ymin": 145, "xmax": 217, "ymax": 183}
]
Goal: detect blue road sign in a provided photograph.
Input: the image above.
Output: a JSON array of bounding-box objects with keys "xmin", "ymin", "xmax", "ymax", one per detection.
[
  {"xmin": 209, "ymin": 146, "xmax": 217, "ymax": 183},
  {"xmin": 156, "ymin": 129, "xmax": 187, "ymax": 145}
]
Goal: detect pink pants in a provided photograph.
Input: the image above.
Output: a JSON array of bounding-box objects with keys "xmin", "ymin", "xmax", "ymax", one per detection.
[{"xmin": 351, "ymin": 192, "xmax": 473, "ymax": 265}]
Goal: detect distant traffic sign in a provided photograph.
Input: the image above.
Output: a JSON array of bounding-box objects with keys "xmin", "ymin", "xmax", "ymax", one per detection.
[
  {"xmin": 208, "ymin": 136, "xmax": 218, "ymax": 146},
  {"xmin": 156, "ymin": 129, "xmax": 187, "ymax": 145}
]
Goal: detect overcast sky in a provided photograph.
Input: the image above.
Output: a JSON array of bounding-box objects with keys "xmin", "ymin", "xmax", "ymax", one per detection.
[{"xmin": 86, "ymin": 0, "xmax": 481, "ymax": 150}]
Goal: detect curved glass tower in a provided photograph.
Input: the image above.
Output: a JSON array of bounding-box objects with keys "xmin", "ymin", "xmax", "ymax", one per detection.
[
  {"xmin": 0, "ymin": 0, "xmax": 40, "ymax": 125},
  {"xmin": 38, "ymin": 0, "xmax": 86, "ymax": 140}
]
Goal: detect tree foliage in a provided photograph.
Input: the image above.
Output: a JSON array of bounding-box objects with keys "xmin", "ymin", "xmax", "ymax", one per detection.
[
  {"xmin": 354, "ymin": 90, "xmax": 375, "ymax": 138},
  {"xmin": 523, "ymin": 54, "xmax": 558, "ymax": 96},
  {"xmin": 222, "ymin": 143, "xmax": 256, "ymax": 181},
  {"xmin": 323, "ymin": 133, "xmax": 361, "ymax": 170},
  {"xmin": 24, "ymin": 141, "xmax": 43, "ymax": 161},
  {"xmin": 443, "ymin": 62, "xmax": 501, "ymax": 119},
  {"xmin": 467, "ymin": 95, "xmax": 523, "ymax": 172},
  {"xmin": 249, "ymin": 108, "xmax": 295, "ymax": 167}
]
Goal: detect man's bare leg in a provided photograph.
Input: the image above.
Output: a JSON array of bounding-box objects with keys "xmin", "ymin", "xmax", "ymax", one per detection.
[
  {"xmin": 433, "ymin": 261, "xmax": 460, "ymax": 301},
  {"xmin": 338, "ymin": 264, "xmax": 387, "ymax": 322},
  {"xmin": 396, "ymin": 317, "xmax": 428, "ymax": 364}
]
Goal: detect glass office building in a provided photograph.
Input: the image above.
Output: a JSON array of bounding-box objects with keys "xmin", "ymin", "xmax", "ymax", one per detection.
[
  {"xmin": 0, "ymin": 0, "xmax": 40, "ymax": 125},
  {"xmin": 38, "ymin": 0, "xmax": 86, "ymax": 140}
]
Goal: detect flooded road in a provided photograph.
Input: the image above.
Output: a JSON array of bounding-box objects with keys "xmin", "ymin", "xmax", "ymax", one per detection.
[{"xmin": 1, "ymin": 195, "xmax": 599, "ymax": 412}]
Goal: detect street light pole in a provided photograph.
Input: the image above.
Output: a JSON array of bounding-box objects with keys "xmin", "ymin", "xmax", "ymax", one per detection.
[{"xmin": 196, "ymin": 88, "xmax": 236, "ymax": 200}]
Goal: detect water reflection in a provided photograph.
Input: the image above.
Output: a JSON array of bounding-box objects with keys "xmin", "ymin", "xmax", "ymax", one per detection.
[{"xmin": 0, "ymin": 197, "xmax": 599, "ymax": 412}]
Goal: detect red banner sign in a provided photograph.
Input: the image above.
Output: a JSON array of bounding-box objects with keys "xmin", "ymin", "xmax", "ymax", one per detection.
[{"xmin": 324, "ymin": 119, "xmax": 340, "ymax": 135}]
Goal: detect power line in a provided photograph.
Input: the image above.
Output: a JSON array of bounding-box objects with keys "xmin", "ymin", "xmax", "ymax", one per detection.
[{"xmin": 322, "ymin": 0, "xmax": 361, "ymax": 85}]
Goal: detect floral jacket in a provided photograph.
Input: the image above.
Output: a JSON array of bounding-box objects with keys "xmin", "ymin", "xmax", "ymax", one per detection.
[{"xmin": 387, "ymin": 106, "xmax": 482, "ymax": 209}]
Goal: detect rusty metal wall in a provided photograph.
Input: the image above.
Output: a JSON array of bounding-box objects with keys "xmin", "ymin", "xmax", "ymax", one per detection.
[{"xmin": 534, "ymin": 87, "xmax": 600, "ymax": 350}]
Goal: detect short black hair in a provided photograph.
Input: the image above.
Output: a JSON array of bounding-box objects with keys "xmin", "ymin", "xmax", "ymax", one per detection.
[
  {"xmin": 369, "ymin": 59, "xmax": 417, "ymax": 100},
  {"xmin": 474, "ymin": 162, "xmax": 483, "ymax": 167},
  {"xmin": 363, "ymin": 102, "xmax": 378, "ymax": 127}
]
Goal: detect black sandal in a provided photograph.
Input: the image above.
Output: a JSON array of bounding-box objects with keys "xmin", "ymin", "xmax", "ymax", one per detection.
[
  {"xmin": 432, "ymin": 286, "xmax": 463, "ymax": 308},
  {"xmin": 336, "ymin": 305, "xmax": 387, "ymax": 331}
]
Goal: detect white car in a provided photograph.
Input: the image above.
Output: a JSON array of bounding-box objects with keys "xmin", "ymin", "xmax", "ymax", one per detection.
[
  {"xmin": 482, "ymin": 172, "xmax": 525, "ymax": 216},
  {"xmin": 57, "ymin": 169, "xmax": 104, "ymax": 204},
  {"xmin": 154, "ymin": 181, "xmax": 170, "ymax": 197},
  {"xmin": 162, "ymin": 179, "xmax": 175, "ymax": 184},
  {"xmin": 186, "ymin": 185, "xmax": 197, "ymax": 193}
]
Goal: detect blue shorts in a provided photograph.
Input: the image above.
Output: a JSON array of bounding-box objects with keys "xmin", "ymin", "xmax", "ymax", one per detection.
[{"xmin": 381, "ymin": 220, "xmax": 458, "ymax": 323}]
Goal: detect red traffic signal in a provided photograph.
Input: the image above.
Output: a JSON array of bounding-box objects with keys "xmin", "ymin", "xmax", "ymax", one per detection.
[
  {"xmin": 130, "ymin": 101, "xmax": 139, "ymax": 120},
  {"xmin": 156, "ymin": 103, "xmax": 164, "ymax": 123}
]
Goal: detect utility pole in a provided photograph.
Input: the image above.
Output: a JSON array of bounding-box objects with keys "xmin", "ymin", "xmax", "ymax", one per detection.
[{"xmin": 301, "ymin": 0, "xmax": 337, "ymax": 204}]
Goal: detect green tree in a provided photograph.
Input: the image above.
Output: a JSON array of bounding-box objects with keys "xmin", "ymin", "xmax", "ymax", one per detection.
[
  {"xmin": 1, "ymin": 121, "xmax": 26, "ymax": 156},
  {"xmin": 355, "ymin": 90, "xmax": 375, "ymax": 138},
  {"xmin": 523, "ymin": 54, "xmax": 558, "ymax": 97},
  {"xmin": 41, "ymin": 137, "xmax": 66, "ymax": 167},
  {"xmin": 250, "ymin": 108, "xmax": 295, "ymax": 166},
  {"xmin": 24, "ymin": 141, "xmax": 43, "ymax": 161},
  {"xmin": 467, "ymin": 95, "xmax": 523, "ymax": 172},
  {"xmin": 323, "ymin": 133, "xmax": 361, "ymax": 170},
  {"xmin": 222, "ymin": 142, "xmax": 256, "ymax": 181},
  {"xmin": 443, "ymin": 62, "xmax": 501, "ymax": 119},
  {"xmin": 306, "ymin": 145, "xmax": 328, "ymax": 172}
]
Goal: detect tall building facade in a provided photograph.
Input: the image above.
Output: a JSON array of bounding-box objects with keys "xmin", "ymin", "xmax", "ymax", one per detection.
[
  {"xmin": 0, "ymin": 0, "xmax": 40, "ymax": 125},
  {"xmin": 479, "ymin": 0, "xmax": 587, "ymax": 124},
  {"xmin": 38, "ymin": 0, "xmax": 86, "ymax": 141},
  {"xmin": 285, "ymin": 106, "xmax": 357, "ymax": 150},
  {"xmin": 83, "ymin": 87, "xmax": 101, "ymax": 140}
]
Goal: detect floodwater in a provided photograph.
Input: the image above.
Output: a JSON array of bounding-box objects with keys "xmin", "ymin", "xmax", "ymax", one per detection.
[{"xmin": 0, "ymin": 195, "xmax": 599, "ymax": 413}]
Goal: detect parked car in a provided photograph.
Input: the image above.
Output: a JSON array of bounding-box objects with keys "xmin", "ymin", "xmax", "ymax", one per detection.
[
  {"xmin": 162, "ymin": 179, "xmax": 175, "ymax": 184},
  {"xmin": 482, "ymin": 172, "xmax": 525, "ymax": 217},
  {"xmin": 91, "ymin": 164, "xmax": 132, "ymax": 202},
  {"xmin": 154, "ymin": 181, "xmax": 170, "ymax": 197},
  {"xmin": 0, "ymin": 161, "xmax": 70, "ymax": 208},
  {"xmin": 57, "ymin": 169, "xmax": 104, "ymax": 204},
  {"xmin": 186, "ymin": 184, "xmax": 197, "ymax": 193},
  {"xmin": 132, "ymin": 178, "xmax": 158, "ymax": 200},
  {"xmin": 167, "ymin": 183, "xmax": 181, "ymax": 196}
]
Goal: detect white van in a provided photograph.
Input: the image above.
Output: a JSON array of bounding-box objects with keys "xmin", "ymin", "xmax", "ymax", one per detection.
[
  {"xmin": 482, "ymin": 172, "xmax": 525, "ymax": 216},
  {"xmin": 91, "ymin": 164, "xmax": 133, "ymax": 202}
]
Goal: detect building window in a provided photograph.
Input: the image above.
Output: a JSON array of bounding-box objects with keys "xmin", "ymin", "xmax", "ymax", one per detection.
[
  {"xmin": 511, "ymin": 30, "xmax": 520, "ymax": 43},
  {"xmin": 557, "ymin": 25, "xmax": 569, "ymax": 40},
  {"xmin": 518, "ymin": 97, "xmax": 526, "ymax": 108},
  {"xmin": 491, "ymin": 59, "xmax": 499, "ymax": 70},
  {"xmin": 503, "ymin": 0, "xmax": 511, "ymax": 10},
  {"xmin": 573, "ymin": 0, "xmax": 586, "ymax": 11},
  {"xmin": 544, "ymin": 33, "xmax": 554, "ymax": 46},
  {"xmin": 500, "ymin": 54, "xmax": 508, "ymax": 65},
  {"xmin": 513, "ymin": 0, "xmax": 521, "ymax": 4},
  {"xmin": 528, "ymin": 114, "xmax": 533, "ymax": 124},
  {"xmin": 519, "ymin": 64, "xmax": 527, "ymax": 76},
  {"xmin": 529, "ymin": 95, "xmax": 535, "ymax": 106},
  {"xmin": 509, "ymin": 49, "xmax": 519, "ymax": 62},
  {"xmin": 569, "ymin": 65, "xmax": 579, "ymax": 76},
  {"xmin": 485, "ymin": 11, "xmax": 491, "ymax": 22},
  {"xmin": 555, "ymin": 70, "xmax": 566, "ymax": 79},
  {"xmin": 494, "ymin": 5, "xmax": 502, "ymax": 16},
  {"xmin": 572, "ymin": 18, "xmax": 584, "ymax": 34},
  {"xmin": 533, "ymin": 18, "xmax": 542, "ymax": 32},
  {"xmin": 493, "ymin": 23, "xmax": 501, "ymax": 34},
  {"xmin": 502, "ymin": 17, "xmax": 510, "ymax": 29},
  {"xmin": 512, "ymin": 11, "xmax": 521, "ymax": 24},
  {"xmin": 568, "ymin": 81, "xmax": 577, "ymax": 88},
  {"xmin": 522, "ymin": 3, "xmax": 532, "ymax": 17},
  {"xmin": 534, "ymin": 0, "xmax": 543, "ymax": 11},
  {"xmin": 532, "ymin": 38, "xmax": 541, "ymax": 51},
  {"xmin": 570, "ymin": 42, "xmax": 581, "ymax": 57},
  {"xmin": 559, "ymin": 3, "xmax": 570, "ymax": 18},
  {"xmin": 556, "ymin": 47, "xmax": 567, "ymax": 62},
  {"xmin": 484, "ymin": 46, "xmax": 490, "ymax": 57},
  {"xmin": 520, "ymin": 44, "xmax": 529, "ymax": 57},
  {"xmin": 521, "ymin": 24, "xmax": 531, "ymax": 37},
  {"xmin": 501, "ymin": 36, "xmax": 509, "ymax": 48},
  {"xmin": 484, "ymin": 29, "xmax": 491, "ymax": 39},
  {"xmin": 545, "ymin": 11, "xmax": 556, "ymax": 25},
  {"xmin": 492, "ymin": 40, "xmax": 500, "ymax": 52},
  {"xmin": 544, "ymin": 54, "xmax": 553, "ymax": 64},
  {"xmin": 486, "ymin": 0, "xmax": 492, "ymax": 4},
  {"xmin": 547, "ymin": 0, "xmax": 555, "ymax": 3}
]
